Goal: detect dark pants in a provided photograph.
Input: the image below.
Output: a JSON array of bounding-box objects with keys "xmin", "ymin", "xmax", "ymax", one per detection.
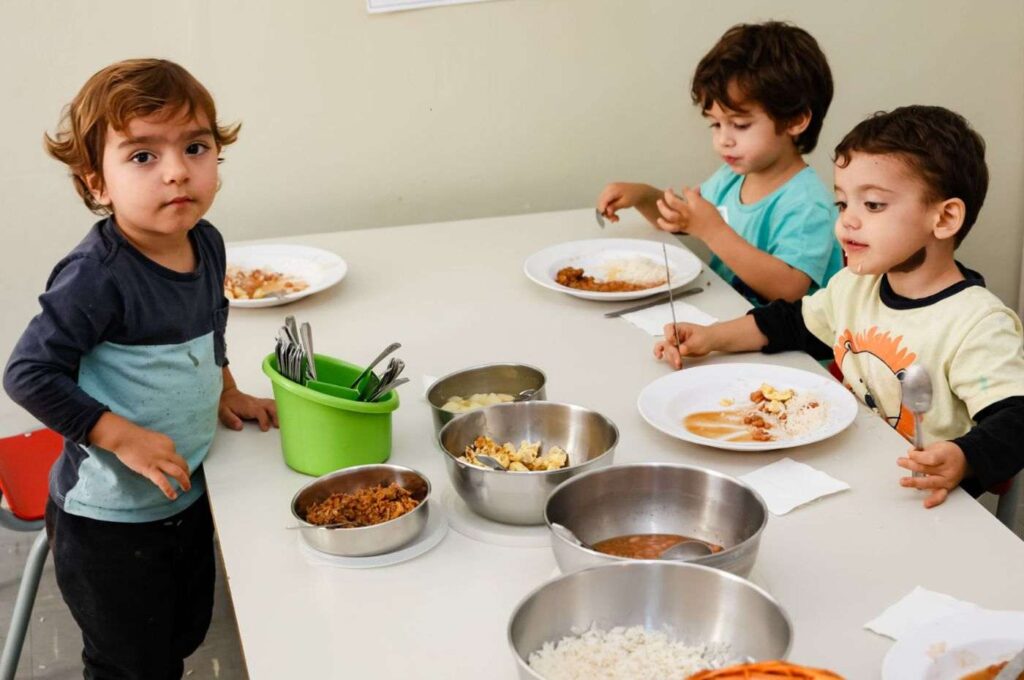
[{"xmin": 45, "ymin": 494, "xmax": 216, "ymax": 680}]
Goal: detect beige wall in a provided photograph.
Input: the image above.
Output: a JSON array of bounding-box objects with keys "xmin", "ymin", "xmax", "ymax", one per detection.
[{"xmin": 1, "ymin": 0, "xmax": 1022, "ymax": 384}]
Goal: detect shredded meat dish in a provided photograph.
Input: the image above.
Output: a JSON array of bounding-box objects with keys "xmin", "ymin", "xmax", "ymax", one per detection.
[
  {"xmin": 304, "ymin": 482, "xmax": 420, "ymax": 527},
  {"xmin": 224, "ymin": 266, "xmax": 308, "ymax": 300},
  {"xmin": 555, "ymin": 266, "xmax": 656, "ymax": 293}
]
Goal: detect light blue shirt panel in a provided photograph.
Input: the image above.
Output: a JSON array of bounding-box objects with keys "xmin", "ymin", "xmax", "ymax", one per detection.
[
  {"xmin": 62, "ymin": 331, "xmax": 222, "ymax": 522},
  {"xmin": 699, "ymin": 165, "xmax": 843, "ymax": 294}
]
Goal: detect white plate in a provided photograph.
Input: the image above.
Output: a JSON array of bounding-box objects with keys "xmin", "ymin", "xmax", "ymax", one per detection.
[
  {"xmin": 296, "ymin": 499, "xmax": 448, "ymax": 569},
  {"xmin": 637, "ymin": 363, "xmax": 859, "ymax": 451},
  {"xmin": 225, "ymin": 244, "xmax": 348, "ymax": 308},
  {"xmin": 523, "ymin": 238, "xmax": 703, "ymax": 301},
  {"xmin": 882, "ymin": 609, "xmax": 1024, "ymax": 680}
]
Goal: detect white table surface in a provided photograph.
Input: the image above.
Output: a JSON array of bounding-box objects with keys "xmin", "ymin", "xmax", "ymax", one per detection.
[{"xmin": 156, "ymin": 210, "xmax": 1024, "ymax": 678}]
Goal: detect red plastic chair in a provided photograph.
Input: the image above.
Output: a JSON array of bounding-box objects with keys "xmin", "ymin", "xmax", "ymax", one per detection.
[{"xmin": 0, "ymin": 428, "xmax": 63, "ymax": 680}]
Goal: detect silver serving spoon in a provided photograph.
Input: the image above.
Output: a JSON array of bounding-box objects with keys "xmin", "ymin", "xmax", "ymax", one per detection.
[
  {"xmin": 474, "ymin": 453, "xmax": 505, "ymax": 471},
  {"xmin": 513, "ymin": 388, "xmax": 539, "ymax": 402},
  {"xmin": 899, "ymin": 364, "xmax": 933, "ymax": 478},
  {"xmin": 349, "ymin": 342, "xmax": 402, "ymax": 390},
  {"xmin": 659, "ymin": 540, "xmax": 713, "ymax": 561},
  {"xmin": 550, "ymin": 522, "xmax": 593, "ymax": 549}
]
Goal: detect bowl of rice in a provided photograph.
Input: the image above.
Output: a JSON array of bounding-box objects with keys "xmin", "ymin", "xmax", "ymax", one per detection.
[{"xmin": 507, "ymin": 561, "xmax": 792, "ymax": 680}]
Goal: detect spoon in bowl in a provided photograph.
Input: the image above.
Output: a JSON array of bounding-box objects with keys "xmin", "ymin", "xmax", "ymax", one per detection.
[
  {"xmin": 474, "ymin": 454, "xmax": 505, "ymax": 471},
  {"xmin": 659, "ymin": 540, "xmax": 713, "ymax": 561},
  {"xmin": 550, "ymin": 522, "xmax": 593, "ymax": 549},
  {"xmin": 513, "ymin": 388, "xmax": 539, "ymax": 402}
]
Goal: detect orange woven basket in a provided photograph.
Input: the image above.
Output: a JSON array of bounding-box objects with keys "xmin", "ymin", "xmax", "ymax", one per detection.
[{"xmin": 688, "ymin": 660, "xmax": 844, "ymax": 679}]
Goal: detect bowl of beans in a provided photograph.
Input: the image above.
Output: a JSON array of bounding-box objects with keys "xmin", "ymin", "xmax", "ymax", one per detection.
[
  {"xmin": 290, "ymin": 464, "xmax": 431, "ymax": 557},
  {"xmin": 544, "ymin": 463, "xmax": 767, "ymax": 577}
]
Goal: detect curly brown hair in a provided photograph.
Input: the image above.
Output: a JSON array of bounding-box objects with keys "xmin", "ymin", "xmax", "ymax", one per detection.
[
  {"xmin": 691, "ymin": 21, "xmax": 833, "ymax": 155},
  {"xmin": 834, "ymin": 105, "xmax": 988, "ymax": 246},
  {"xmin": 45, "ymin": 58, "xmax": 240, "ymax": 214}
]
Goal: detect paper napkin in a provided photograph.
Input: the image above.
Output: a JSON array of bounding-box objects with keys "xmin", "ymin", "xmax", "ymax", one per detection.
[
  {"xmin": 621, "ymin": 301, "xmax": 718, "ymax": 336},
  {"xmin": 739, "ymin": 457, "xmax": 850, "ymax": 515},
  {"xmin": 863, "ymin": 586, "xmax": 981, "ymax": 640}
]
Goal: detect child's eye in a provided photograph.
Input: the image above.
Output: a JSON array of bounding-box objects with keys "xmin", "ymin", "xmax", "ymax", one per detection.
[
  {"xmin": 834, "ymin": 201, "xmax": 847, "ymax": 211},
  {"xmin": 733, "ymin": 123, "xmax": 750, "ymax": 130},
  {"xmin": 185, "ymin": 142, "xmax": 210, "ymax": 156},
  {"xmin": 865, "ymin": 202, "xmax": 886, "ymax": 212},
  {"xmin": 709, "ymin": 122, "xmax": 721, "ymax": 130},
  {"xmin": 130, "ymin": 151, "xmax": 154, "ymax": 165}
]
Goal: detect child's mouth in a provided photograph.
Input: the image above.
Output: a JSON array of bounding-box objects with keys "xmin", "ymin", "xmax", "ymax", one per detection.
[
  {"xmin": 165, "ymin": 196, "xmax": 193, "ymax": 207},
  {"xmin": 723, "ymin": 156, "xmax": 740, "ymax": 165},
  {"xmin": 843, "ymin": 239, "xmax": 867, "ymax": 252}
]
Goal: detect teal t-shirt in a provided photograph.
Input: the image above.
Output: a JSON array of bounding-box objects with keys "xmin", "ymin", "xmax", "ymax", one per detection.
[{"xmin": 699, "ymin": 164, "xmax": 843, "ymax": 304}]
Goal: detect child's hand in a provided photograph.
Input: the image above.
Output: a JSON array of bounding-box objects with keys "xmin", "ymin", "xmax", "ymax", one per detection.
[
  {"xmin": 653, "ymin": 322, "xmax": 716, "ymax": 370},
  {"xmin": 89, "ymin": 412, "xmax": 191, "ymax": 500},
  {"xmin": 219, "ymin": 386, "xmax": 278, "ymax": 432},
  {"xmin": 597, "ymin": 182, "xmax": 660, "ymax": 223},
  {"xmin": 656, "ymin": 187, "xmax": 728, "ymax": 242},
  {"xmin": 897, "ymin": 441, "xmax": 968, "ymax": 508}
]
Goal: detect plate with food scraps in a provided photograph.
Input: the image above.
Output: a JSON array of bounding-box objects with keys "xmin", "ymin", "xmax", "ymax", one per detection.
[
  {"xmin": 881, "ymin": 608, "xmax": 1024, "ymax": 680},
  {"xmin": 523, "ymin": 238, "xmax": 702, "ymax": 301},
  {"xmin": 224, "ymin": 243, "xmax": 348, "ymax": 308},
  {"xmin": 637, "ymin": 363, "xmax": 858, "ymax": 451}
]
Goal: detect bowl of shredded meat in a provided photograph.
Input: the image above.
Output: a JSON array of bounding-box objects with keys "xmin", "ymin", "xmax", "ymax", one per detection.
[{"xmin": 290, "ymin": 464, "xmax": 431, "ymax": 556}]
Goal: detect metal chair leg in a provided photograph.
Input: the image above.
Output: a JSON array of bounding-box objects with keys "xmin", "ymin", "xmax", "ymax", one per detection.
[
  {"xmin": 996, "ymin": 475, "xmax": 1022, "ymax": 532},
  {"xmin": 0, "ymin": 530, "xmax": 49, "ymax": 680}
]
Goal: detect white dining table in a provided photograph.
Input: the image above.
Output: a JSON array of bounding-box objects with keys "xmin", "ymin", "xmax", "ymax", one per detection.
[{"xmin": 202, "ymin": 208, "xmax": 1024, "ymax": 679}]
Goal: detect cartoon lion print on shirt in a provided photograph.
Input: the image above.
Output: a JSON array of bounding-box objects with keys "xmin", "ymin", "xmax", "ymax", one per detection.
[{"xmin": 834, "ymin": 326, "xmax": 917, "ymax": 440}]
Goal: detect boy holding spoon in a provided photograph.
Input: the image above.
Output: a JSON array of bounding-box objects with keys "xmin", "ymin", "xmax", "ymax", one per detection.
[
  {"xmin": 654, "ymin": 106, "xmax": 1024, "ymax": 509},
  {"xmin": 3, "ymin": 59, "xmax": 276, "ymax": 677}
]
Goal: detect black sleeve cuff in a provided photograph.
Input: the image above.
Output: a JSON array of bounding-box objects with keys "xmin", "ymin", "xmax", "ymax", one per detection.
[
  {"xmin": 953, "ymin": 396, "xmax": 1024, "ymax": 493},
  {"xmin": 749, "ymin": 300, "xmax": 833, "ymax": 361}
]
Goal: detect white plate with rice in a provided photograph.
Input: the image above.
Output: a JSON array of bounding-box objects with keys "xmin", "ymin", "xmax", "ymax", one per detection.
[
  {"xmin": 523, "ymin": 238, "xmax": 702, "ymax": 301},
  {"xmin": 224, "ymin": 244, "xmax": 348, "ymax": 308},
  {"xmin": 638, "ymin": 363, "xmax": 859, "ymax": 451}
]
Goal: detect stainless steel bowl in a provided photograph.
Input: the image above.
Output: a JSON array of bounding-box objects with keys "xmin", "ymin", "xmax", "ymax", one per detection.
[
  {"xmin": 545, "ymin": 463, "xmax": 767, "ymax": 577},
  {"xmin": 426, "ymin": 363, "xmax": 547, "ymax": 436},
  {"xmin": 290, "ymin": 464, "xmax": 431, "ymax": 557},
  {"xmin": 438, "ymin": 401, "xmax": 618, "ymax": 525},
  {"xmin": 508, "ymin": 561, "xmax": 791, "ymax": 679}
]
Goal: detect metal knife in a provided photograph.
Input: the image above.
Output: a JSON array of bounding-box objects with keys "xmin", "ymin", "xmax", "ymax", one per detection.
[
  {"xmin": 995, "ymin": 646, "xmax": 1024, "ymax": 680},
  {"xmin": 603, "ymin": 286, "xmax": 704, "ymax": 318}
]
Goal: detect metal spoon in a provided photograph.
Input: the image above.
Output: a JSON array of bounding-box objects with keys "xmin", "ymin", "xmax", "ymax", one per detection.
[
  {"xmin": 474, "ymin": 454, "xmax": 505, "ymax": 471},
  {"xmin": 513, "ymin": 388, "xmax": 538, "ymax": 402},
  {"xmin": 299, "ymin": 321, "xmax": 317, "ymax": 382},
  {"xmin": 659, "ymin": 540, "xmax": 713, "ymax": 561},
  {"xmin": 550, "ymin": 522, "xmax": 593, "ymax": 549},
  {"xmin": 594, "ymin": 208, "xmax": 606, "ymax": 229},
  {"xmin": 367, "ymin": 377, "xmax": 409, "ymax": 402},
  {"xmin": 899, "ymin": 364, "xmax": 933, "ymax": 478},
  {"xmin": 349, "ymin": 342, "xmax": 402, "ymax": 390}
]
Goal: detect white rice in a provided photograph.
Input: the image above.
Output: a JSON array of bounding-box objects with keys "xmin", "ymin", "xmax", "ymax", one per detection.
[
  {"xmin": 598, "ymin": 257, "xmax": 670, "ymax": 285},
  {"xmin": 527, "ymin": 623, "xmax": 730, "ymax": 680},
  {"xmin": 778, "ymin": 392, "xmax": 828, "ymax": 438}
]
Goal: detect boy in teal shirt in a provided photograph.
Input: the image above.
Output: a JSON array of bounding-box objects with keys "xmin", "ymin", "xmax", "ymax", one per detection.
[{"xmin": 598, "ymin": 21, "xmax": 844, "ymax": 304}]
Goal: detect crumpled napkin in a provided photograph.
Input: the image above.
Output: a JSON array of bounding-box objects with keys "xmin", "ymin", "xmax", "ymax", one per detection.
[
  {"xmin": 863, "ymin": 586, "xmax": 981, "ymax": 640},
  {"xmin": 739, "ymin": 457, "xmax": 850, "ymax": 515},
  {"xmin": 621, "ymin": 300, "xmax": 718, "ymax": 336}
]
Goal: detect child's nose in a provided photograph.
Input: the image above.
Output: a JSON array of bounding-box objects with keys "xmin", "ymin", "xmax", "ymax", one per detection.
[{"xmin": 163, "ymin": 154, "xmax": 189, "ymax": 184}]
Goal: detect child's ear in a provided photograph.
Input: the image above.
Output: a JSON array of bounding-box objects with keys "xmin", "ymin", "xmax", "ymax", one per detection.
[
  {"xmin": 84, "ymin": 172, "xmax": 112, "ymax": 208},
  {"xmin": 933, "ymin": 198, "xmax": 966, "ymax": 242},
  {"xmin": 785, "ymin": 111, "xmax": 812, "ymax": 138}
]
